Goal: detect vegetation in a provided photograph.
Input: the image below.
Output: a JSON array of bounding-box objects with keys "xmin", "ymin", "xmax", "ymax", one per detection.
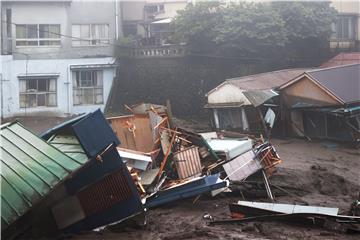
[{"xmin": 171, "ymin": 1, "xmax": 337, "ymax": 62}]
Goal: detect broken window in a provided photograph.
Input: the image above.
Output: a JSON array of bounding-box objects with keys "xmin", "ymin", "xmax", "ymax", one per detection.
[
  {"xmin": 72, "ymin": 70, "xmax": 103, "ymax": 105},
  {"xmin": 19, "ymin": 78, "xmax": 57, "ymax": 108},
  {"xmin": 16, "ymin": 24, "xmax": 61, "ymax": 46}
]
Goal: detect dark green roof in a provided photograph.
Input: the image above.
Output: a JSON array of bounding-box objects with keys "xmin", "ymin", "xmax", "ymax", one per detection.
[
  {"xmin": 47, "ymin": 135, "xmax": 88, "ymax": 163},
  {"xmin": 0, "ymin": 122, "xmax": 86, "ymax": 229}
]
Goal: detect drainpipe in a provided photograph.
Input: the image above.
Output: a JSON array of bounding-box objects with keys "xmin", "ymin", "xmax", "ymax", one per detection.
[
  {"xmin": 0, "ymin": 73, "xmax": 3, "ymax": 122},
  {"xmin": 115, "ymin": 0, "xmax": 119, "ymax": 40},
  {"xmin": 66, "ymin": 65, "xmax": 71, "ymax": 115}
]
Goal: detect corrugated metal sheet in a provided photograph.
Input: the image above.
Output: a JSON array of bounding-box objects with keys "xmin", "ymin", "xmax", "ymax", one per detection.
[
  {"xmin": 243, "ymin": 90, "xmax": 278, "ymax": 107},
  {"xmin": 174, "ymin": 146, "xmax": 202, "ymax": 179},
  {"xmin": 235, "ymin": 201, "xmax": 339, "ymax": 216},
  {"xmin": 146, "ymin": 174, "xmax": 228, "ymax": 208},
  {"xmin": 48, "ymin": 135, "xmax": 88, "ymax": 164},
  {"xmin": 227, "ymin": 69, "xmax": 307, "ymax": 90},
  {"xmin": 306, "ymin": 64, "xmax": 360, "ymax": 104},
  {"xmin": 0, "ymin": 122, "xmax": 85, "ymax": 229}
]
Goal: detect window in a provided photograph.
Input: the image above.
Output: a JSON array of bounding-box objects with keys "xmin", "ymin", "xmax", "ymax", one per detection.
[
  {"xmin": 145, "ymin": 4, "xmax": 165, "ymax": 15},
  {"xmin": 73, "ymin": 70, "xmax": 103, "ymax": 105},
  {"xmin": 332, "ymin": 16, "xmax": 356, "ymax": 40},
  {"xmin": 19, "ymin": 78, "xmax": 57, "ymax": 108},
  {"xmin": 72, "ymin": 24, "xmax": 109, "ymax": 46},
  {"xmin": 16, "ymin": 24, "xmax": 61, "ymax": 46}
]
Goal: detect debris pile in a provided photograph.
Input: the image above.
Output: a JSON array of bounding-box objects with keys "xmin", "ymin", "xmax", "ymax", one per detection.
[
  {"xmin": 1, "ymin": 103, "xmax": 359, "ymax": 239},
  {"xmin": 108, "ymin": 103, "xmax": 282, "ymax": 208}
]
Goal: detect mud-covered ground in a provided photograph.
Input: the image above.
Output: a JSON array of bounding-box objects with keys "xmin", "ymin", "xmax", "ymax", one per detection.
[
  {"xmin": 4, "ymin": 116, "xmax": 360, "ymax": 240},
  {"xmin": 69, "ymin": 138, "xmax": 359, "ymax": 240}
]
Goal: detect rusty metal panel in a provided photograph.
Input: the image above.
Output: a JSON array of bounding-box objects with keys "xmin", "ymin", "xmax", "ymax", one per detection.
[
  {"xmin": 77, "ymin": 170, "xmax": 133, "ymax": 216},
  {"xmin": 173, "ymin": 146, "xmax": 202, "ymax": 179},
  {"xmin": 108, "ymin": 115, "xmax": 154, "ymax": 152}
]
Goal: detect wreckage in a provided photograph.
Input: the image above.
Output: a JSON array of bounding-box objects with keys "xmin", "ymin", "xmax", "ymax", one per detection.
[
  {"xmin": 1, "ymin": 103, "xmax": 283, "ymax": 239},
  {"xmin": 2, "ymin": 103, "xmax": 357, "ymax": 239},
  {"xmin": 1, "ymin": 110, "xmax": 143, "ymax": 239}
]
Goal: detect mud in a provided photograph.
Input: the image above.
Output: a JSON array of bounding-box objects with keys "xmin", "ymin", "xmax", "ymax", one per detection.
[{"xmin": 68, "ymin": 138, "xmax": 359, "ymax": 240}]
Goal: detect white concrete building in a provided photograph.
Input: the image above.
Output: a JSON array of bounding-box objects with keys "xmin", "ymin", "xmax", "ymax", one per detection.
[{"xmin": 1, "ymin": 0, "xmax": 121, "ymax": 118}]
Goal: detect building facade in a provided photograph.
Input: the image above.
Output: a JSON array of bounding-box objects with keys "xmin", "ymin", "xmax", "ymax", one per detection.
[
  {"xmin": 330, "ymin": 0, "xmax": 360, "ymax": 51},
  {"xmin": 121, "ymin": 0, "xmax": 189, "ymax": 41},
  {"xmin": 1, "ymin": 0, "xmax": 121, "ymax": 118}
]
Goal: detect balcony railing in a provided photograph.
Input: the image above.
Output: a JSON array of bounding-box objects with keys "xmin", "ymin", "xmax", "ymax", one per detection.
[{"xmin": 117, "ymin": 44, "xmax": 186, "ymax": 58}]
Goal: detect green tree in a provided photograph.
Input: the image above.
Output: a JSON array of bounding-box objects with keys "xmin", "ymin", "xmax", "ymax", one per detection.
[
  {"xmin": 171, "ymin": 1, "xmax": 337, "ymax": 63},
  {"xmin": 214, "ymin": 2, "xmax": 288, "ymax": 57},
  {"xmin": 171, "ymin": 1, "xmax": 224, "ymax": 53}
]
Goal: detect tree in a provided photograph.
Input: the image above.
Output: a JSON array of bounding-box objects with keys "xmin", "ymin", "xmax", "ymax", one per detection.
[
  {"xmin": 171, "ymin": 1, "xmax": 337, "ymax": 63},
  {"xmin": 171, "ymin": 1, "xmax": 223, "ymax": 53}
]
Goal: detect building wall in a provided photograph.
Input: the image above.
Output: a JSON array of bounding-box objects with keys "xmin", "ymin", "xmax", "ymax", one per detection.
[
  {"xmin": 281, "ymin": 76, "xmax": 341, "ymax": 108},
  {"xmin": 330, "ymin": 0, "xmax": 360, "ymax": 50},
  {"xmin": 2, "ymin": 0, "xmax": 117, "ymax": 60},
  {"xmin": 1, "ymin": 1, "xmax": 120, "ymax": 118},
  {"xmin": 0, "ymin": 55, "xmax": 115, "ymax": 118},
  {"xmin": 207, "ymin": 83, "xmax": 251, "ymax": 106},
  {"xmin": 121, "ymin": 0, "xmax": 188, "ymax": 38}
]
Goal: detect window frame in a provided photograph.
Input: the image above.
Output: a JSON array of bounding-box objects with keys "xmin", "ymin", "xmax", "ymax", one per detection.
[
  {"xmin": 72, "ymin": 69, "xmax": 104, "ymax": 106},
  {"xmin": 144, "ymin": 4, "xmax": 165, "ymax": 15},
  {"xmin": 19, "ymin": 77, "xmax": 57, "ymax": 108},
  {"xmin": 71, "ymin": 24, "xmax": 110, "ymax": 47},
  {"xmin": 15, "ymin": 24, "xmax": 61, "ymax": 47},
  {"xmin": 331, "ymin": 15, "xmax": 356, "ymax": 40}
]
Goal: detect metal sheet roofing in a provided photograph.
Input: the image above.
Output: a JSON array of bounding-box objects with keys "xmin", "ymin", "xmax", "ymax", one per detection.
[
  {"xmin": 320, "ymin": 52, "xmax": 360, "ymax": 68},
  {"xmin": 226, "ymin": 68, "xmax": 308, "ymax": 91},
  {"xmin": 243, "ymin": 89, "xmax": 278, "ymax": 107},
  {"xmin": 306, "ymin": 64, "xmax": 360, "ymax": 104},
  {"xmin": 0, "ymin": 122, "xmax": 86, "ymax": 229},
  {"xmin": 47, "ymin": 135, "xmax": 88, "ymax": 164}
]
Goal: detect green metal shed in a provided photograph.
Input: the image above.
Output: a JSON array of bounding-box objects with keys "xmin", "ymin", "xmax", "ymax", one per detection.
[{"xmin": 0, "ymin": 122, "xmax": 87, "ymax": 230}]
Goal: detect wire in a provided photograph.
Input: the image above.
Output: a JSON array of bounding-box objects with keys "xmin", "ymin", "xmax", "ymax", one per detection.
[
  {"xmin": 2, "ymin": 20, "xmax": 332, "ymax": 61},
  {"xmin": 1, "ymin": 20, "xmax": 121, "ymax": 48}
]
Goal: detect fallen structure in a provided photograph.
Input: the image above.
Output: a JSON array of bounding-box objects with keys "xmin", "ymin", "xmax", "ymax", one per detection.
[
  {"xmin": 1, "ymin": 122, "xmax": 87, "ymax": 239},
  {"xmin": 1, "ymin": 104, "xmax": 284, "ymax": 239},
  {"xmin": 209, "ymin": 201, "xmax": 360, "ymax": 233},
  {"xmin": 107, "ymin": 103, "xmax": 282, "ymax": 209},
  {"xmin": 1, "ymin": 110, "xmax": 144, "ymax": 239},
  {"xmin": 41, "ymin": 110, "xmax": 144, "ymax": 234}
]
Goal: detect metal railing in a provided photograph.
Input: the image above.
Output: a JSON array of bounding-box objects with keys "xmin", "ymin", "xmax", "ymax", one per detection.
[{"xmin": 117, "ymin": 44, "xmax": 186, "ymax": 58}]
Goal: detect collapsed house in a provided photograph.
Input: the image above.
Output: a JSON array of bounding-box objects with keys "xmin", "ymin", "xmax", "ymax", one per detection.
[
  {"xmin": 279, "ymin": 64, "xmax": 360, "ymax": 144},
  {"xmin": 1, "ymin": 110, "xmax": 144, "ymax": 239},
  {"xmin": 1, "ymin": 122, "xmax": 87, "ymax": 239},
  {"xmin": 107, "ymin": 103, "xmax": 281, "ymax": 207},
  {"xmin": 205, "ymin": 69, "xmax": 308, "ymax": 137},
  {"xmin": 41, "ymin": 110, "xmax": 144, "ymax": 233}
]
